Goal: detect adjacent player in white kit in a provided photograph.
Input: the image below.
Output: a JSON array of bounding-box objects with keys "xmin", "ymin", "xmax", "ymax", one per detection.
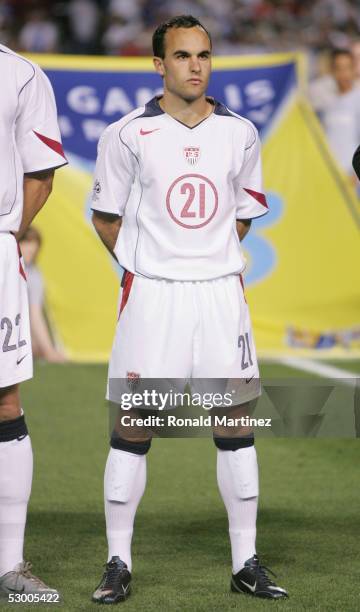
[
  {"xmin": 0, "ymin": 45, "xmax": 67, "ymax": 597},
  {"xmin": 91, "ymin": 16, "xmax": 288, "ymax": 603}
]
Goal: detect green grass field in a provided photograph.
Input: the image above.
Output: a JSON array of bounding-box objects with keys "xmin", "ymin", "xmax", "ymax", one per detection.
[{"xmin": 2, "ymin": 361, "xmax": 359, "ymax": 611}]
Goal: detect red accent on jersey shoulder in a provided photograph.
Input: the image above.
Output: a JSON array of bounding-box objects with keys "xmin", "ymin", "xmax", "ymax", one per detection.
[
  {"xmin": 243, "ymin": 188, "xmax": 268, "ymax": 208},
  {"xmin": 17, "ymin": 243, "xmax": 27, "ymax": 281},
  {"xmin": 140, "ymin": 128, "xmax": 160, "ymax": 135},
  {"xmin": 33, "ymin": 131, "xmax": 66, "ymax": 158},
  {"xmin": 118, "ymin": 271, "xmax": 134, "ymax": 319}
]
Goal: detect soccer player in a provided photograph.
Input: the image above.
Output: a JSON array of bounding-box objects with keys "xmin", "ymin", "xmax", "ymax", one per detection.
[
  {"xmin": 91, "ymin": 15, "xmax": 288, "ymax": 603},
  {"xmin": 321, "ymin": 49, "xmax": 360, "ymax": 178},
  {"xmin": 0, "ymin": 45, "xmax": 67, "ymax": 596}
]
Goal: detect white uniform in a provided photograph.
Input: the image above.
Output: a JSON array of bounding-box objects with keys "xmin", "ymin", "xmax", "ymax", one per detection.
[
  {"xmin": 91, "ymin": 97, "xmax": 268, "ymax": 401},
  {"xmin": 0, "ymin": 45, "xmax": 67, "ymax": 388},
  {"xmin": 322, "ymin": 86, "xmax": 360, "ymax": 175}
]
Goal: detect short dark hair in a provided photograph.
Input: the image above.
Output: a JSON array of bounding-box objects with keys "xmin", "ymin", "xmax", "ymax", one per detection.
[
  {"xmin": 152, "ymin": 15, "xmax": 212, "ymax": 59},
  {"xmin": 331, "ymin": 48, "xmax": 353, "ymax": 65}
]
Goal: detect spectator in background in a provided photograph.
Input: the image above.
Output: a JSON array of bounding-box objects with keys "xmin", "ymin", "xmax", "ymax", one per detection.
[
  {"xmin": 109, "ymin": 0, "xmax": 142, "ymax": 22},
  {"xmin": 102, "ymin": 15, "xmax": 143, "ymax": 55},
  {"xmin": 101, "ymin": 0, "xmax": 142, "ymax": 55},
  {"xmin": 19, "ymin": 227, "xmax": 66, "ymax": 363},
  {"xmin": 309, "ymin": 41, "xmax": 360, "ymax": 111},
  {"xmin": 18, "ymin": 8, "xmax": 59, "ymax": 53},
  {"xmin": 3, "ymin": 0, "xmax": 360, "ymax": 58},
  {"xmin": 308, "ymin": 50, "xmax": 338, "ymax": 113},
  {"xmin": 320, "ymin": 49, "xmax": 360, "ymax": 178},
  {"xmin": 67, "ymin": 0, "xmax": 100, "ymax": 54},
  {"xmin": 0, "ymin": 0, "xmax": 14, "ymax": 47}
]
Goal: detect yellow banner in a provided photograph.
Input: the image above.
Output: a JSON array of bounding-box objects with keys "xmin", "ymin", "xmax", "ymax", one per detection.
[{"xmin": 247, "ymin": 98, "xmax": 360, "ymax": 354}]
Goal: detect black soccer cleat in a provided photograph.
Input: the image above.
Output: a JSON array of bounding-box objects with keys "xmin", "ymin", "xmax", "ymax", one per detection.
[
  {"xmin": 231, "ymin": 554, "xmax": 288, "ymax": 599},
  {"xmin": 92, "ymin": 556, "xmax": 131, "ymax": 604}
]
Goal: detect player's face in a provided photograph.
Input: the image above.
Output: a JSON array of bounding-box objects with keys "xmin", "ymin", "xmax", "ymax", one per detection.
[
  {"xmin": 332, "ymin": 54, "xmax": 355, "ymax": 91},
  {"xmin": 154, "ymin": 27, "xmax": 212, "ymax": 103}
]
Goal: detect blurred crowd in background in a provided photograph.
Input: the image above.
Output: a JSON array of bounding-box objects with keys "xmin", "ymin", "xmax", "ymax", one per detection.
[
  {"xmin": 1, "ymin": 0, "xmax": 359, "ymax": 176},
  {"xmin": 0, "ymin": 0, "xmax": 359, "ymax": 62}
]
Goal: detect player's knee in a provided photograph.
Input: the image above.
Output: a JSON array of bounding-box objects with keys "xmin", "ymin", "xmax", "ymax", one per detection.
[
  {"xmin": 212, "ymin": 400, "xmax": 256, "ymax": 439},
  {"xmin": 0, "ymin": 385, "xmax": 21, "ymax": 421},
  {"xmin": 215, "ymin": 435, "xmax": 258, "ymax": 499},
  {"xmin": 112, "ymin": 407, "xmax": 153, "ymax": 445},
  {"xmin": 213, "ymin": 433, "xmax": 254, "ymax": 451},
  {"xmin": 110, "ymin": 432, "xmax": 152, "ymax": 455},
  {"xmin": 0, "ymin": 413, "xmax": 28, "ymax": 442}
]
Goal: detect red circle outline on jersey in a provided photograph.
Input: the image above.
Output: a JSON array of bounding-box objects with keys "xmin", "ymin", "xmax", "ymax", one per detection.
[{"xmin": 166, "ymin": 173, "xmax": 218, "ymax": 229}]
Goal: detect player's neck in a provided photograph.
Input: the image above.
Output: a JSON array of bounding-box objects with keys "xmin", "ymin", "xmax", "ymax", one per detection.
[
  {"xmin": 336, "ymin": 81, "xmax": 354, "ymax": 94},
  {"xmin": 159, "ymin": 93, "xmax": 213, "ymax": 128}
]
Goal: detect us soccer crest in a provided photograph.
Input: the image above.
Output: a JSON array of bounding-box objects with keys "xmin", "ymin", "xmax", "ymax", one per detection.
[
  {"xmin": 184, "ymin": 146, "xmax": 200, "ymax": 166},
  {"xmin": 126, "ymin": 371, "xmax": 140, "ymax": 391}
]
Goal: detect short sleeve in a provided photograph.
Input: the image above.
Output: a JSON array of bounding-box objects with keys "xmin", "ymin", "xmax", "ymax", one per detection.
[
  {"xmin": 16, "ymin": 65, "xmax": 67, "ymax": 173},
  {"xmin": 91, "ymin": 124, "xmax": 135, "ymax": 216},
  {"xmin": 234, "ymin": 126, "xmax": 268, "ymax": 220}
]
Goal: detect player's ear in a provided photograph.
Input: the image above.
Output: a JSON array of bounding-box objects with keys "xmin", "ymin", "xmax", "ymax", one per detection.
[{"xmin": 153, "ymin": 56, "xmax": 165, "ymax": 78}]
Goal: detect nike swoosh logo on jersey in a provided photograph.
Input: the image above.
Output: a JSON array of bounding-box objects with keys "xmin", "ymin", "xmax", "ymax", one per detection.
[
  {"xmin": 240, "ymin": 579, "xmax": 256, "ymax": 593},
  {"xmin": 140, "ymin": 128, "xmax": 160, "ymax": 135},
  {"xmin": 245, "ymin": 376, "xmax": 254, "ymax": 384},
  {"xmin": 16, "ymin": 354, "xmax": 28, "ymax": 365}
]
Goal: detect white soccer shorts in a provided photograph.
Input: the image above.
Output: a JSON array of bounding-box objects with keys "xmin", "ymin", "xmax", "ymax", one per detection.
[
  {"xmin": 107, "ymin": 273, "xmax": 260, "ymax": 405},
  {"xmin": 0, "ymin": 233, "xmax": 32, "ymax": 388}
]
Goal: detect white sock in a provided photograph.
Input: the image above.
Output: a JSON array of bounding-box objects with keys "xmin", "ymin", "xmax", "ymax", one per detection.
[
  {"xmin": 0, "ymin": 436, "xmax": 33, "ymax": 576},
  {"xmin": 217, "ymin": 446, "xmax": 258, "ymax": 574},
  {"xmin": 104, "ymin": 448, "xmax": 146, "ymax": 572}
]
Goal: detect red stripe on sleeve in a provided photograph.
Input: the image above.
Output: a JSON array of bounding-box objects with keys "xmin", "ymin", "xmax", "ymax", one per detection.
[
  {"xmin": 33, "ymin": 131, "xmax": 66, "ymax": 159},
  {"xmin": 244, "ymin": 188, "xmax": 268, "ymax": 208}
]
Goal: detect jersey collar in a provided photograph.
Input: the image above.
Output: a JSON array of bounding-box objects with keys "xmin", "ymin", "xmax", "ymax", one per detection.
[{"xmin": 143, "ymin": 95, "xmax": 229, "ymax": 129}]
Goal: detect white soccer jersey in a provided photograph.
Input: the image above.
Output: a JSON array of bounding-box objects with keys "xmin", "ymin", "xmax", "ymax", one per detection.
[
  {"xmin": 92, "ymin": 96, "xmax": 268, "ymax": 281},
  {"xmin": 0, "ymin": 44, "xmax": 67, "ymax": 233}
]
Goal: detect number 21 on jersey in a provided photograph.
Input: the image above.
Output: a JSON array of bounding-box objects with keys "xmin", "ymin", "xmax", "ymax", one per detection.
[{"xmin": 166, "ymin": 173, "xmax": 218, "ymax": 229}]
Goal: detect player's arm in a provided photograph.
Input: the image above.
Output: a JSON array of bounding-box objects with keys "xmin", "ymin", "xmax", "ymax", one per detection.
[
  {"xmin": 15, "ymin": 63, "xmax": 67, "ymax": 239},
  {"xmin": 92, "ymin": 211, "xmax": 122, "ymax": 259},
  {"xmin": 236, "ymin": 219, "xmax": 252, "ymax": 241},
  {"xmin": 15, "ymin": 169, "xmax": 55, "ymax": 240},
  {"xmin": 91, "ymin": 123, "xmax": 134, "ymax": 257},
  {"xmin": 235, "ymin": 125, "xmax": 268, "ymax": 223}
]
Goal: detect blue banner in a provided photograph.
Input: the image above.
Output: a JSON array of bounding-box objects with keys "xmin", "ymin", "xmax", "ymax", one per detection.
[{"xmin": 46, "ymin": 59, "xmax": 296, "ymax": 161}]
